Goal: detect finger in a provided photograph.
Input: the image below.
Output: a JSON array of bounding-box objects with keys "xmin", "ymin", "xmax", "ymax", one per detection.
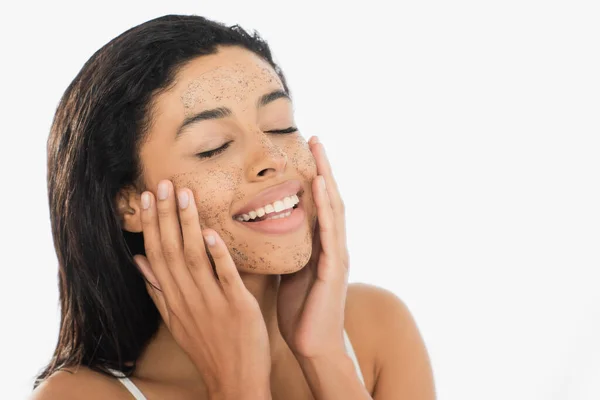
[
  {"xmin": 313, "ymin": 176, "xmax": 336, "ymax": 261},
  {"xmin": 140, "ymin": 190, "xmax": 184, "ymax": 308},
  {"xmin": 308, "ymin": 137, "xmax": 346, "ymax": 239},
  {"xmin": 155, "ymin": 180, "xmax": 199, "ymax": 299},
  {"xmin": 133, "ymin": 254, "xmax": 160, "ymax": 290},
  {"xmin": 308, "ymin": 220, "xmax": 322, "ymax": 267},
  {"xmin": 201, "ymin": 228, "xmax": 247, "ymax": 300},
  {"xmin": 176, "ymin": 188, "xmax": 220, "ymax": 298},
  {"xmin": 308, "ymin": 137, "xmax": 344, "ymax": 216},
  {"xmin": 134, "ymin": 254, "xmax": 170, "ymax": 325},
  {"xmin": 314, "ymin": 176, "xmax": 350, "ymax": 283}
]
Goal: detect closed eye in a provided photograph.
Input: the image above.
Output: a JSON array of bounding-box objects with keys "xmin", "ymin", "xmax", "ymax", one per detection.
[
  {"xmin": 196, "ymin": 141, "xmax": 232, "ymax": 159},
  {"xmin": 195, "ymin": 127, "xmax": 297, "ymax": 159},
  {"xmin": 265, "ymin": 126, "xmax": 298, "ymax": 134}
]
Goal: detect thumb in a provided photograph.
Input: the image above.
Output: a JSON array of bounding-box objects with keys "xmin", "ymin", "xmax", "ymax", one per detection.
[
  {"xmin": 133, "ymin": 255, "xmax": 170, "ymax": 326},
  {"xmin": 133, "ymin": 255, "xmax": 160, "ymax": 290}
]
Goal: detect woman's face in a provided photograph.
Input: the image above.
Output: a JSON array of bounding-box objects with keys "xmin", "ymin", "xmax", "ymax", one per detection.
[{"xmin": 137, "ymin": 46, "xmax": 317, "ymax": 274}]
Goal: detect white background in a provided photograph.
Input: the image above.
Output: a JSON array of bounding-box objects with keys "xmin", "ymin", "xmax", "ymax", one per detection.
[{"xmin": 1, "ymin": 1, "xmax": 599, "ymax": 399}]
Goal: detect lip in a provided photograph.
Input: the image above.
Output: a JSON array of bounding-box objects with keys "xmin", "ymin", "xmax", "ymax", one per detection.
[
  {"xmin": 232, "ymin": 179, "xmax": 304, "ymax": 218},
  {"xmin": 234, "ymin": 197, "xmax": 306, "ymax": 235}
]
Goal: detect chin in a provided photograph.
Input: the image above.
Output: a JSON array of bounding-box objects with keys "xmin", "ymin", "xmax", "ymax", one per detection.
[
  {"xmin": 232, "ymin": 230, "xmax": 314, "ymax": 275},
  {"xmin": 227, "ymin": 191, "xmax": 317, "ymax": 275}
]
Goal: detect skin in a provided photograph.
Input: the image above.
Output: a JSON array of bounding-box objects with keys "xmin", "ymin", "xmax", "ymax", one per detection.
[
  {"xmin": 32, "ymin": 46, "xmax": 436, "ymax": 399},
  {"xmin": 140, "ymin": 55, "xmax": 318, "ymax": 275}
]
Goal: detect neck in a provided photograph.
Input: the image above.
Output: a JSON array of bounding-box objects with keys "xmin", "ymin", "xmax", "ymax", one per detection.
[{"xmin": 134, "ymin": 273, "xmax": 290, "ymax": 386}]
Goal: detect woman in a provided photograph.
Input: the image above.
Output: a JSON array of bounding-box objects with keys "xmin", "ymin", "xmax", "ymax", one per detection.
[{"xmin": 32, "ymin": 14, "xmax": 435, "ymax": 399}]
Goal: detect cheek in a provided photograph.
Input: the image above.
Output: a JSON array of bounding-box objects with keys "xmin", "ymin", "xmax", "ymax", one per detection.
[
  {"xmin": 170, "ymin": 167, "xmax": 242, "ymax": 227},
  {"xmin": 285, "ymin": 135, "xmax": 318, "ymax": 229},
  {"xmin": 287, "ymin": 135, "xmax": 317, "ymax": 180}
]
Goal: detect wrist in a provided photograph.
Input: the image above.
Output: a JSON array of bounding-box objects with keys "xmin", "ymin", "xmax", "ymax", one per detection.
[
  {"xmin": 297, "ymin": 351, "xmax": 353, "ymax": 369},
  {"xmin": 199, "ymin": 364, "xmax": 271, "ymax": 400},
  {"xmin": 295, "ymin": 353, "xmax": 369, "ymax": 398},
  {"xmin": 294, "ymin": 349, "xmax": 350, "ymax": 367},
  {"xmin": 209, "ymin": 392, "xmax": 271, "ymax": 400},
  {"xmin": 208, "ymin": 383, "xmax": 271, "ymax": 400},
  {"xmin": 210, "ymin": 393, "xmax": 271, "ymax": 400}
]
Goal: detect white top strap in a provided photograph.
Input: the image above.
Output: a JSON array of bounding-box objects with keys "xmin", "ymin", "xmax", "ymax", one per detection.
[
  {"xmin": 343, "ymin": 329, "xmax": 365, "ymax": 384},
  {"xmin": 110, "ymin": 329, "xmax": 364, "ymax": 398},
  {"xmin": 107, "ymin": 368, "xmax": 147, "ymax": 400}
]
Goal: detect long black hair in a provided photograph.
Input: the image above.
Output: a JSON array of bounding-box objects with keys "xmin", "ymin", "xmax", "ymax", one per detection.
[{"xmin": 36, "ymin": 14, "xmax": 289, "ymax": 388}]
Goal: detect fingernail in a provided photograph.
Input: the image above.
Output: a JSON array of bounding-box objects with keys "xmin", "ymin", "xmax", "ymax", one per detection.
[
  {"xmin": 310, "ymin": 136, "xmax": 319, "ymax": 145},
  {"xmin": 204, "ymin": 235, "xmax": 216, "ymax": 247},
  {"xmin": 157, "ymin": 181, "xmax": 169, "ymax": 200},
  {"xmin": 141, "ymin": 192, "xmax": 150, "ymax": 210},
  {"xmin": 178, "ymin": 190, "xmax": 189, "ymax": 209}
]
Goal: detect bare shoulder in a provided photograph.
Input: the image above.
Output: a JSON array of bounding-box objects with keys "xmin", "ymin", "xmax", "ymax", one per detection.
[
  {"xmin": 30, "ymin": 366, "xmax": 131, "ymax": 400},
  {"xmin": 345, "ymin": 283, "xmax": 436, "ymax": 399},
  {"xmin": 344, "ymin": 283, "xmax": 414, "ymax": 357},
  {"xmin": 346, "ymin": 283, "xmax": 415, "ymax": 337}
]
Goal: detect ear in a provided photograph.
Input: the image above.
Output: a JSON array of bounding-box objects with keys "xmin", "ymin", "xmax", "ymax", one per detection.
[{"xmin": 116, "ymin": 186, "xmax": 143, "ymax": 233}]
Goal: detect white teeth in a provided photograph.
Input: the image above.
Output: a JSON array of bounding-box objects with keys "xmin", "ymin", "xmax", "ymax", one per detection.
[
  {"xmin": 266, "ymin": 210, "xmax": 292, "ymax": 220},
  {"xmin": 283, "ymin": 197, "xmax": 293, "ymax": 209},
  {"xmin": 235, "ymin": 193, "xmax": 301, "ymax": 222},
  {"xmin": 273, "ymin": 200, "xmax": 284, "ymax": 212}
]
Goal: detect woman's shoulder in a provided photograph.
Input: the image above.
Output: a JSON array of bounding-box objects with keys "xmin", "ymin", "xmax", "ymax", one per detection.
[
  {"xmin": 30, "ymin": 366, "xmax": 132, "ymax": 400},
  {"xmin": 345, "ymin": 282, "xmax": 414, "ymax": 325},
  {"xmin": 345, "ymin": 282, "xmax": 415, "ymax": 347},
  {"xmin": 345, "ymin": 282, "xmax": 435, "ymax": 398},
  {"xmin": 344, "ymin": 283, "xmax": 408, "ymax": 392}
]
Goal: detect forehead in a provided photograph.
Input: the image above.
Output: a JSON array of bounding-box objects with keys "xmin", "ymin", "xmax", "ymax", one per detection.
[{"xmin": 169, "ymin": 46, "xmax": 283, "ymax": 115}]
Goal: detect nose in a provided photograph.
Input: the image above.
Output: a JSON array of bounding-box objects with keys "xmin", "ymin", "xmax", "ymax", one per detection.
[{"xmin": 245, "ymin": 133, "xmax": 288, "ymax": 181}]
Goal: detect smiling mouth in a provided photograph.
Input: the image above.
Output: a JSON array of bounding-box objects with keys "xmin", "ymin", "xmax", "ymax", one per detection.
[{"xmin": 233, "ymin": 191, "xmax": 303, "ymax": 222}]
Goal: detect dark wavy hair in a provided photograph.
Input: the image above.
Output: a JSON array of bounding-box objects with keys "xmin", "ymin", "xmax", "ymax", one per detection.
[{"xmin": 35, "ymin": 14, "xmax": 289, "ymax": 389}]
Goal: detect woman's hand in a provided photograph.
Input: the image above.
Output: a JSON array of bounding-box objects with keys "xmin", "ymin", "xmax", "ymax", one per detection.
[
  {"xmin": 133, "ymin": 180, "xmax": 271, "ymax": 399},
  {"xmin": 277, "ymin": 136, "xmax": 350, "ymax": 360}
]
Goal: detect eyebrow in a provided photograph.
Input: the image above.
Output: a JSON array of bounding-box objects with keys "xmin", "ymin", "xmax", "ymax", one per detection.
[{"xmin": 175, "ymin": 89, "xmax": 291, "ymax": 138}]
